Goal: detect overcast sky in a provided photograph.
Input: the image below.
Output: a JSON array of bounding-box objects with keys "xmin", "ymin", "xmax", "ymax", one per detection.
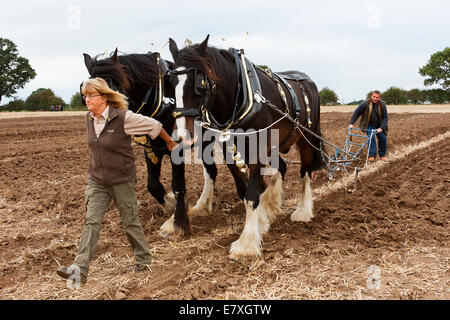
[{"xmin": 1, "ymin": 0, "xmax": 449, "ymax": 104}]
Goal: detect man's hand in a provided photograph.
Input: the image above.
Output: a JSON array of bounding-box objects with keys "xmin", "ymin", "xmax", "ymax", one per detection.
[
  {"xmin": 349, "ymin": 124, "xmax": 354, "ymax": 129},
  {"xmin": 376, "ymin": 128, "xmax": 383, "ymax": 133}
]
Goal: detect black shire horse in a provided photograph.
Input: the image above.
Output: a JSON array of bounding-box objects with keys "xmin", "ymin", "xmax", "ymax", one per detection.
[
  {"xmin": 168, "ymin": 36, "xmax": 326, "ymax": 258},
  {"xmin": 82, "ymin": 48, "xmax": 245, "ymax": 237}
]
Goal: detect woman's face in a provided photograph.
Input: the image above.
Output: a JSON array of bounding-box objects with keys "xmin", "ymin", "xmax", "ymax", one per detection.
[{"xmin": 85, "ymin": 91, "xmax": 107, "ymax": 116}]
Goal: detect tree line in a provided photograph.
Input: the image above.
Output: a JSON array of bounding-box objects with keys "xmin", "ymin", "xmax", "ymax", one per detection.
[
  {"xmin": 1, "ymin": 90, "xmax": 84, "ymax": 111},
  {"xmin": 320, "ymin": 86, "xmax": 450, "ymax": 106},
  {"xmin": 1, "ymin": 37, "xmax": 449, "ymax": 110}
]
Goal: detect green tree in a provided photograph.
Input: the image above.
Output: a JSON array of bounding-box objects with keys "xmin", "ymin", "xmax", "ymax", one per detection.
[
  {"xmin": 2, "ymin": 98, "xmax": 26, "ymax": 111},
  {"xmin": 69, "ymin": 92, "xmax": 85, "ymax": 110},
  {"xmin": 319, "ymin": 87, "xmax": 339, "ymax": 106},
  {"xmin": 407, "ymin": 88, "xmax": 425, "ymax": 104},
  {"xmin": 381, "ymin": 87, "xmax": 408, "ymax": 105},
  {"xmin": 0, "ymin": 38, "xmax": 36, "ymax": 104},
  {"xmin": 419, "ymin": 47, "xmax": 450, "ymax": 89},
  {"xmin": 348, "ymin": 99, "xmax": 365, "ymax": 105},
  {"xmin": 424, "ymin": 89, "xmax": 449, "ymax": 104},
  {"xmin": 25, "ymin": 88, "xmax": 65, "ymax": 111}
]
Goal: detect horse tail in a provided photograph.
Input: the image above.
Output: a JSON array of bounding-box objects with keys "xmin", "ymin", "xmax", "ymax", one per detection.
[{"xmin": 305, "ymin": 80, "xmax": 327, "ymax": 172}]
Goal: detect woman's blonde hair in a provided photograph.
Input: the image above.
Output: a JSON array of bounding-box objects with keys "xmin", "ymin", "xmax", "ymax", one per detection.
[{"xmin": 81, "ymin": 77, "xmax": 128, "ymax": 110}]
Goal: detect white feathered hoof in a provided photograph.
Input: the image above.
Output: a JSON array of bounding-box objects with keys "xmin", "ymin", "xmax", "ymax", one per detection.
[
  {"xmin": 162, "ymin": 192, "xmax": 176, "ymax": 215},
  {"xmin": 189, "ymin": 167, "xmax": 214, "ymax": 217},
  {"xmin": 229, "ymin": 199, "xmax": 263, "ymax": 259},
  {"xmin": 187, "ymin": 203, "xmax": 212, "ymax": 217},
  {"xmin": 291, "ymin": 174, "xmax": 314, "ymax": 222},
  {"xmin": 290, "ymin": 204, "xmax": 314, "ymax": 222},
  {"xmin": 159, "ymin": 215, "xmax": 186, "ymax": 238},
  {"xmin": 229, "ymin": 237, "xmax": 262, "ymax": 260}
]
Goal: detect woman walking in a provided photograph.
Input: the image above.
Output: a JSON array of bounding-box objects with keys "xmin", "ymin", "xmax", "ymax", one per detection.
[{"xmin": 57, "ymin": 78, "xmax": 177, "ymax": 284}]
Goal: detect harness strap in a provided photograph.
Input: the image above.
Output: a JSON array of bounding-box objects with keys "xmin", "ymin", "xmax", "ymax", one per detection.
[
  {"xmin": 135, "ymin": 86, "xmax": 154, "ymax": 114},
  {"xmin": 273, "ymin": 72, "xmax": 302, "ymax": 118},
  {"xmin": 172, "ymin": 107, "xmax": 201, "ymax": 119}
]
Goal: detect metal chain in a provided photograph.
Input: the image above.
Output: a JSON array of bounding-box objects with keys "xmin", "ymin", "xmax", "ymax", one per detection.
[
  {"xmin": 260, "ymin": 94, "xmax": 377, "ymax": 175},
  {"xmin": 259, "ymin": 96, "xmax": 342, "ymax": 161}
]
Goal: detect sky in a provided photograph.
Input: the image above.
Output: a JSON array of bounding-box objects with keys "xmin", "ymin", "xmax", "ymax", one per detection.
[{"xmin": 1, "ymin": 0, "xmax": 449, "ymax": 105}]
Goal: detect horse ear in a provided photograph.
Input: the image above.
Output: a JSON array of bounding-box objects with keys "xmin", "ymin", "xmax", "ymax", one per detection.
[
  {"xmin": 83, "ymin": 53, "xmax": 94, "ymax": 74},
  {"xmin": 198, "ymin": 34, "xmax": 210, "ymax": 53},
  {"xmin": 169, "ymin": 38, "xmax": 179, "ymax": 60},
  {"xmin": 112, "ymin": 48, "xmax": 119, "ymax": 61}
]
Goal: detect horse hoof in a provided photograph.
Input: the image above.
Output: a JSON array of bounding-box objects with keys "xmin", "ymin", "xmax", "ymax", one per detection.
[
  {"xmin": 163, "ymin": 192, "xmax": 176, "ymax": 215},
  {"xmin": 187, "ymin": 205, "xmax": 212, "ymax": 217},
  {"xmin": 290, "ymin": 208, "xmax": 314, "ymax": 222},
  {"xmin": 229, "ymin": 239, "xmax": 261, "ymax": 259},
  {"xmin": 159, "ymin": 230, "xmax": 174, "ymax": 239},
  {"xmin": 160, "ymin": 216, "xmax": 184, "ymax": 237}
]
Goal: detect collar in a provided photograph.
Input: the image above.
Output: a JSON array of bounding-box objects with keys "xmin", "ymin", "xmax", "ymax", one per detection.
[{"xmin": 90, "ymin": 105, "xmax": 110, "ymax": 120}]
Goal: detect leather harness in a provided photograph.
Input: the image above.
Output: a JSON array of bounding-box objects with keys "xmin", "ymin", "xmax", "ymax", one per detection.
[
  {"xmin": 168, "ymin": 48, "xmax": 313, "ymax": 132},
  {"xmin": 169, "ymin": 48, "xmax": 263, "ymax": 131}
]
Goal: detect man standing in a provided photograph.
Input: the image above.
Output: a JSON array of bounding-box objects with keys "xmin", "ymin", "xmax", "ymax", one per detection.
[{"xmin": 349, "ymin": 90, "xmax": 388, "ymax": 161}]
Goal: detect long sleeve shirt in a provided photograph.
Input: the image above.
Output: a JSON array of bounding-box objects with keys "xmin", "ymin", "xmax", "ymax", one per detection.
[
  {"xmin": 350, "ymin": 100, "xmax": 389, "ymax": 131},
  {"xmin": 91, "ymin": 105, "xmax": 162, "ymax": 139}
]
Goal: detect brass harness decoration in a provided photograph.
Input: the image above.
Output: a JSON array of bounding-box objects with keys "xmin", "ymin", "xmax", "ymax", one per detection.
[
  {"xmin": 261, "ymin": 67, "xmax": 312, "ymax": 127},
  {"xmin": 132, "ymin": 135, "xmax": 159, "ymax": 164},
  {"xmin": 132, "ymin": 52, "xmax": 174, "ymax": 165}
]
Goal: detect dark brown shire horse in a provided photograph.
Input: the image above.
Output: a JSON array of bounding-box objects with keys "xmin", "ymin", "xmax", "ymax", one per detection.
[
  {"xmin": 168, "ymin": 36, "xmax": 326, "ymax": 258},
  {"xmin": 82, "ymin": 49, "xmax": 245, "ymax": 237}
]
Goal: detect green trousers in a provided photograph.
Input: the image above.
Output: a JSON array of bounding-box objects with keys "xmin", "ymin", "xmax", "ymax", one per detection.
[{"xmin": 74, "ymin": 178, "xmax": 152, "ymax": 277}]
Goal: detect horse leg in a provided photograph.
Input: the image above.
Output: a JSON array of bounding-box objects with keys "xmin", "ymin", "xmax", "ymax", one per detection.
[
  {"xmin": 291, "ymin": 139, "xmax": 314, "ymax": 222},
  {"xmin": 189, "ymin": 139, "xmax": 250, "ymax": 219},
  {"xmin": 159, "ymin": 160, "xmax": 192, "ymax": 237},
  {"xmin": 188, "ymin": 158, "xmax": 217, "ymax": 217},
  {"xmin": 256, "ymin": 155, "xmax": 286, "ymax": 233},
  {"xmin": 229, "ymin": 162, "xmax": 283, "ymax": 258},
  {"xmin": 223, "ymin": 141, "xmax": 249, "ymax": 200},
  {"xmin": 144, "ymin": 152, "xmax": 176, "ymax": 215},
  {"xmin": 226, "ymin": 163, "xmax": 248, "ymax": 200}
]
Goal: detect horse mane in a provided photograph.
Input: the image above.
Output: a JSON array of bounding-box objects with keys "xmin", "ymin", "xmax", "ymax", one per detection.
[
  {"xmin": 91, "ymin": 52, "xmax": 167, "ymax": 92},
  {"xmin": 176, "ymin": 44, "xmax": 236, "ymax": 84},
  {"xmin": 118, "ymin": 54, "xmax": 160, "ymax": 88}
]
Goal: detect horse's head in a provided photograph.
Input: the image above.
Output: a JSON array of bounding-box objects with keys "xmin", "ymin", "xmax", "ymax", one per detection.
[
  {"xmin": 83, "ymin": 48, "xmax": 132, "ymax": 103},
  {"xmin": 83, "ymin": 49, "xmax": 173, "ymax": 116},
  {"xmin": 169, "ymin": 35, "xmax": 219, "ymax": 143}
]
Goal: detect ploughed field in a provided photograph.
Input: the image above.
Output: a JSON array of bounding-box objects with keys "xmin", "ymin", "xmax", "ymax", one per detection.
[{"xmin": 0, "ymin": 107, "xmax": 449, "ymax": 300}]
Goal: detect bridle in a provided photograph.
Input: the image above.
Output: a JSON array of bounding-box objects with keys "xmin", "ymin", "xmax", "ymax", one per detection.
[
  {"xmin": 168, "ymin": 48, "xmax": 259, "ymax": 131},
  {"xmin": 168, "ymin": 67, "xmax": 216, "ymax": 120}
]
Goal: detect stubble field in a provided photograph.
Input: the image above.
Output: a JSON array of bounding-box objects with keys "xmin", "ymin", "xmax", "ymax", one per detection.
[{"xmin": 0, "ymin": 105, "xmax": 449, "ymax": 300}]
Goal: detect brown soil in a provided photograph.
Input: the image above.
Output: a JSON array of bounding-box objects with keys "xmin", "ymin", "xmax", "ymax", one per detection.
[{"xmin": 0, "ymin": 110, "xmax": 448, "ymax": 300}]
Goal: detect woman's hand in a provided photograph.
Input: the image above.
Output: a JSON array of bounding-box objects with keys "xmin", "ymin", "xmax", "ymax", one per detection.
[{"xmin": 167, "ymin": 140, "xmax": 179, "ymax": 152}]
